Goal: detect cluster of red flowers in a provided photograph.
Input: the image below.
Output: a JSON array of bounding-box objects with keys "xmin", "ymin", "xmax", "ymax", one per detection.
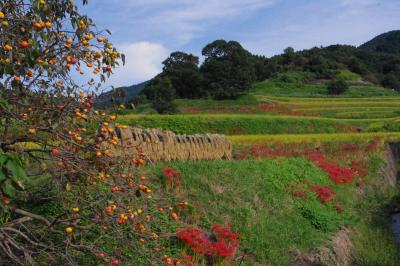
[
  {"xmin": 307, "ymin": 151, "xmax": 367, "ymax": 184},
  {"xmin": 236, "ymin": 140, "xmax": 380, "ymax": 160},
  {"xmin": 238, "ymin": 143, "xmax": 371, "ymax": 185},
  {"xmin": 316, "ymin": 161, "xmax": 357, "ymax": 184},
  {"xmin": 182, "ymin": 103, "xmax": 316, "ymax": 116},
  {"xmin": 235, "ymin": 144, "xmax": 302, "ymax": 159},
  {"xmin": 308, "ymin": 184, "xmax": 336, "ymax": 203},
  {"xmin": 236, "ymin": 141, "xmax": 380, "ymax": 216},
  {"xmin": 163, "ymin": 167, "xmax": 182, "ymax": 188},
  {"xmin": 176, "ymin": 225, "xmax": 240, "ymax": 260},
  {"xmin": 163, "ymin": 167, "xmax": 179, "ymax": 177},
  {"xmin": 293, "ymin": 180, "xmax": 343, "ymax": 212}
]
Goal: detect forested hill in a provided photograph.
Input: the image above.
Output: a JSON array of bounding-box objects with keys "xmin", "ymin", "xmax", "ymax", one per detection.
[
  {"xmin": 359, "ymin": 30, "xmax": 400, "ymax": 54},
  {"xmin": 103, "ymin": 30, "xmax": 400, "ymax": 110},
  {"xmin": 95, "ymin": 81, "xmax": 147, "ymax": 108}
]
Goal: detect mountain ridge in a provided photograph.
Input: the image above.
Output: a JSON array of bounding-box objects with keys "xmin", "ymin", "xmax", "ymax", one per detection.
[{"xmin": 359, "ymin": 30, "xmax": 400, "ymax": 54}]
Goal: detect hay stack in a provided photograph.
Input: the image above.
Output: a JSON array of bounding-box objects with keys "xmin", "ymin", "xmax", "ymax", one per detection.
[{"xmin": 111, "ymin": 127, "xmax": 232, "ymax": 162}]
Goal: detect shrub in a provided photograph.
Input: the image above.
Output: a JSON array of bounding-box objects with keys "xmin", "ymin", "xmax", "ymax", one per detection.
[
  {"xmin": 150, "ymin": 76, "xmax": 177, "ymax": 114},
  {"xmin": 327, "ymin": 79, "xmax": 349, "ymax": 95}
]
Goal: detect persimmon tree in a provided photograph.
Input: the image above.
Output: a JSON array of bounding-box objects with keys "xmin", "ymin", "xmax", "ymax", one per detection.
[{"xmin": 0, "ymin": 1, "xmax": 186, "ymax": 265}]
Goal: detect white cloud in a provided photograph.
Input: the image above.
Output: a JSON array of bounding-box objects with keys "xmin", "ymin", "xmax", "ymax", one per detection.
[
  {"xmin": 339, "ymin": 0, "xmax": 379, "ymax": 7},
  {"xmin": 84, "ymin": 0, "xmax": 276, "ymax": 45},
  {"xmin": 142, "ymin": 0, "xmax": 276, "ymax": 44},
  {"xmin": 339, "ymin": 0, "xmax": 382, "ymax": 15},
  {"xmin": 106, "ymin": 42, "xmax": 169, "ymax": 87}
]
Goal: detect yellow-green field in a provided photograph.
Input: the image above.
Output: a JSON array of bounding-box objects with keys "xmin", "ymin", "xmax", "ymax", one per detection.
[{"xmin": 229, "ymin": 132, "xmax": 400, "ymax": 145}]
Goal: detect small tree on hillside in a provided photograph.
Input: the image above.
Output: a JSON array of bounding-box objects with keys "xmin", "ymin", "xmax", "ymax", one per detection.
[
  {"xmin": 327, "ymin": 79, "xmax": 348, "ymax": 95},
  {"xmin": 151, "ymin": 76, "xmax": 177, "ymax": 114}
]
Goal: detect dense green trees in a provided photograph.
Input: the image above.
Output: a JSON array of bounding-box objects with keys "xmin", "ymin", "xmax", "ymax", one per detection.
[
  {"xmin": 141, "ymin": 41, "xmax": 262, "ymax": 106},
  {"xmin": 162, "ymin": 52, "xmax": 203, "ymax": 98},
  {"xmin": 268, "ymin": 43, "xmax": 400, "ymax": 91},
  {"xmin": 200, "ymin": 40, "xmax": 256, "ymax": 99}
]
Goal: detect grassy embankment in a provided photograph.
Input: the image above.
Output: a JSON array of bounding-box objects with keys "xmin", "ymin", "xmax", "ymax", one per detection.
[{"xmin": 145, "ymin": 151, "xmax": 399, "ymax": 265}]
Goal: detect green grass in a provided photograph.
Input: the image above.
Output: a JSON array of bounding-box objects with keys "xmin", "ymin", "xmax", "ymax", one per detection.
[
  {"xmin": 333, "ymin": 111, "xmax": 400, "ymax": 119},
  {"xmin": 251, "ymin": 78, "xmax": 327, "ymax": 97},
  {"xmin": 336, "ymin": 69, "xmax": 361, "ymax": 81},
  {"xmin": 118, "ymin": 112, "xmax": 400, "ymax": 135},
  {"xmin": 260, "ymin": 95, "xmax": 400, "ymax": 104},
  {"xmin": 175, "ymin": 94, "xmax": 260, "ymax": 108},
  {"xmin": 291, "ymin": 107, "xmax": 400, "ymax": 119},
  {"xmin": 146, "ymin": 155, "xmax": 399, "ymax": 265},
  {"xmin": 344, "ymin": 85, "xmax": 399, "ymax": 97},
  {"xmin": 250, "ymin": 70, "xmax": 399, "ymax": 97},
  {"xmin": 118, "ymin": 114, "xmax": 365, "ymax": 135},
  {"xmin": 352, "ymin": 218, "xmax": 400, "ymax": 266}
]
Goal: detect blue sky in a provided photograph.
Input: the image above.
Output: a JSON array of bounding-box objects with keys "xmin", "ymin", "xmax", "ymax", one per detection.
[{"xmin": 78, "ymin": 0, "xmax": 400, "ymax": 87}]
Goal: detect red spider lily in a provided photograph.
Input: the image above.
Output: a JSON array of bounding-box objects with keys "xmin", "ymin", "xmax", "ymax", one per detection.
[
  {"xmin": 163, "ymin": 167, "xmax": 175, "ymax": 176},
  {"xmin": 163, "ymin": 167, "xmax": 182, "ymax": 188},
  {"xmin": 307, "ymin": 150, "xmax": 325, "ymax": 162},
  {"xmin": 308, "ymin": 184, "xmax": 336, "ymax": 203},
  {"xmin": 316, "ymin": 161, "xmax": 356, "ymax": 184},
  {"xmin": 176, "ymin": 225, "xmax": 240, "ymax": 260}
]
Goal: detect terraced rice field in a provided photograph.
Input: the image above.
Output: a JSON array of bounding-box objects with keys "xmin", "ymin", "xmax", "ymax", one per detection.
[{"xmin": 119, "ymin": 95, "xmax": 400, "ymax": 136}]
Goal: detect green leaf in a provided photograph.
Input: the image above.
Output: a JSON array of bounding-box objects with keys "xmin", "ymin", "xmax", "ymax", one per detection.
[
  {"xmin": 1, "ymin": 179, "xmax": 16, "ymax": 197},
  {"xmin": 6, "ymin": 158, "xmax": 28, "ymax": 180},
  {"xmin": 0, "ymin": 170, "xmax": 6, "ymax": 183},
  {"xmin": 0, "ymin": 154, "xmax": 7, "ymax": 167}
]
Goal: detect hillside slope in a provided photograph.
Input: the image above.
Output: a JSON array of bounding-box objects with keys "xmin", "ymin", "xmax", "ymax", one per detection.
[
  {"xmin": 359, "ymin": 30, "xmax": 400, "ymax": 54},
  {"xmin": 95, "ymin": 81, "xmax": 147, "ymax": 108}
]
